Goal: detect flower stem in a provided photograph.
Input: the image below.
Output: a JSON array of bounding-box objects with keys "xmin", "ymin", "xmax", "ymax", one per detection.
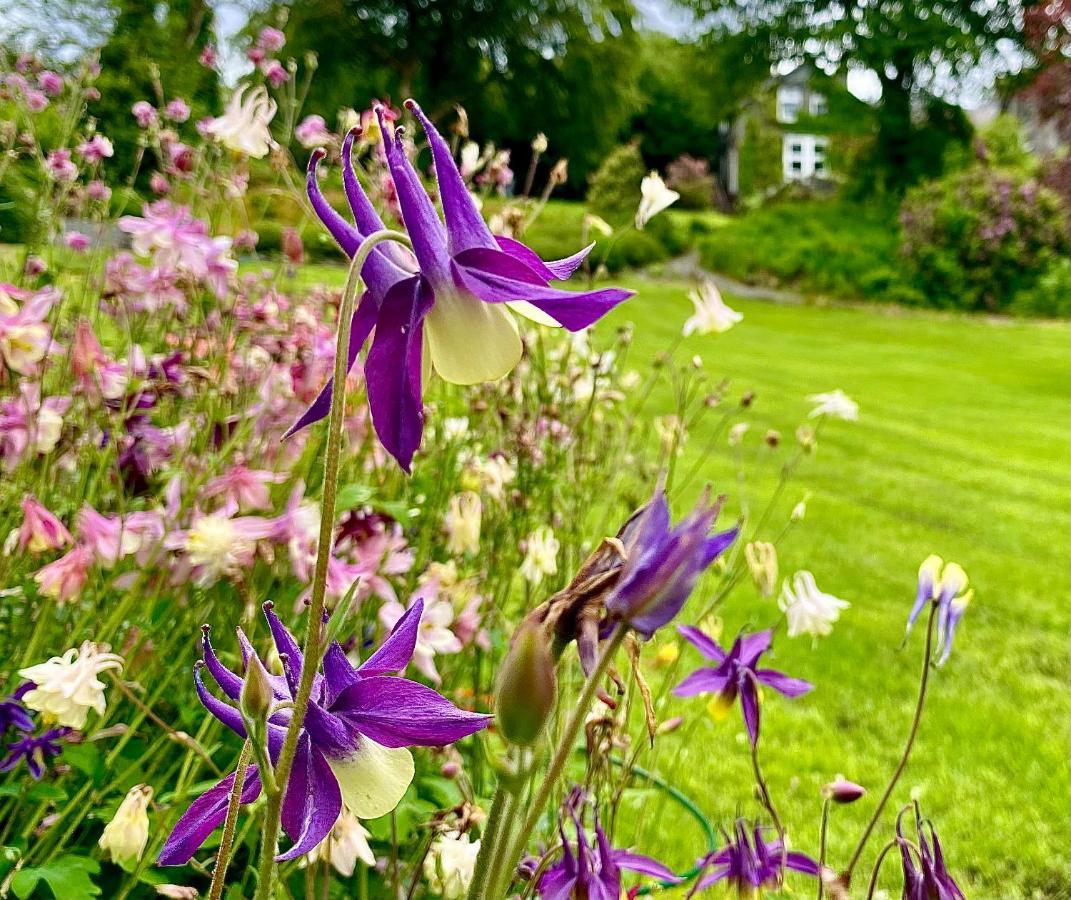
[
  {"xmin": 251, "ymin": 230, "xmax": 412, "ymax": 900},
  {"xmin": 492, "ymin": 626, "xmax": 627, "ymax": 896},
  {"xmin": 209, "ymin": 741, "xmax": 252, "ymax": 900},
  {"xmin": 466, "ymin": 782, "xmax": 508, "ymax": 900},
  {"xmin": 816, "ymin": 797, "xmax": 830, "ymax": 900},
  {"xmin": 843, "ymin": 603, "xmax": 938, "ymax": 882},
  {"xmin": 863, "ymin": 838, "xmax": 901, "ymax": 899}
]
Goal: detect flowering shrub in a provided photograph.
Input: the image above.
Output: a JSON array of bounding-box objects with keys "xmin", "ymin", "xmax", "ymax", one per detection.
[
  {"xmin": 899, "ymin": 165, "xmax": 1071, "ymax": 312},
  {"xmin": 665, "ymin": 154, "xmax": 718, "ymax": 210},
  {"xmin": 0, "ymin": 40, "xmax": 984, "ymax": 900}
]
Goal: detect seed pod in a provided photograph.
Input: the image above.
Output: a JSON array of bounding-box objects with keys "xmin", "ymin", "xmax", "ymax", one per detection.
[{"xmin": 495, "ymin": 621, "xmax": 556, "ymax": 746}]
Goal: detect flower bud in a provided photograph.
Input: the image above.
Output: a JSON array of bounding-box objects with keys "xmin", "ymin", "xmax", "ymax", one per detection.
[
  {"xmin": 495, "ymin": 621, "xmax": 556, "ymax": 746},
  {"xmin": 822, "ymin": 775, "xmax": 866, "ymax": 804},
  {"xmin": 240, "ymin": 652, "xmax": 273, "ymax": 723}
]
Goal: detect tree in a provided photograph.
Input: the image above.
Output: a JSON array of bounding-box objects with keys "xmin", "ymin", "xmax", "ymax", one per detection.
[
  {"xmin": 1019, "ymin": 0, "xmax": 1071, "ymax": 141},
  {"xmin": 280, "ymin": 0, "xmax": 641, "ymax": 190},
  {"xmin": 689, "ymin": 0, "xmax": 1025, "ymax": 190}
]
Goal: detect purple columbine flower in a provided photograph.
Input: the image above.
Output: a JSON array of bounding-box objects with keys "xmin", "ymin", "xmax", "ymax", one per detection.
[
  {"xmin": 0, "ymin": 683, "xmax": 34, "ymax": 734},
  {"xmin": 537, "ymin": 789, "xmax": 680, "ymax": 898},
  {"xmin": 0, "ymin": 726, "xmax": 70, "ymax": 779},
  {"xmin": 158, "ymin": 598, "xmax": 491, "ymax": 865},
  {"xmin": 292, "ymin": 100, "xmax": 633, "ymax": 471},
  {"xmin": 673, "ymin": 628, "xmax": 812, "ymax": 746},
  {"xmin": 897, "ymin": 806, "xmax": 966, "ymax": 900},
  {"xmin": 695, "ymin": 819, "xmax": 818, "ymax": 893},
  {"xmin": 604, "ymin": 488, "xmax": 737, "ymax": 639}
]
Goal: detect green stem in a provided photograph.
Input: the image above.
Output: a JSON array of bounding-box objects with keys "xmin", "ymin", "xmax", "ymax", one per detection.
[
  {"xmin": 493, "ymin": 626, "xmax": 627, "ymax": 896},
  {"xmin": 817, "ymin": 797, "xmax": 830, "ymax": 900},
  {"xmin": 251, "ymin": 230, "xmax": 412, "ymax": 900},
  {"xmin": 844, "ymin": 603, "xmax": 937, "ymax": 881},
  {"xmin": 209, "ymin": 742, "xmax": 253, "ymax": 900},
  {"xmin": 864, "ymin": 838, "xmax": 901, "ymax": 899},
  {"xmin": 465, "ymin": 783, "xmax": 508, "ymax": 900}
]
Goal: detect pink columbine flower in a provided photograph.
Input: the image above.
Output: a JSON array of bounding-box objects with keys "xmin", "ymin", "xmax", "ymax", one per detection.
[
  {"xmin": 166, "ymin": 511, "xmax": 276, "ymax": 586},
  {"xmin": 202, "ymin": 465, "xmax": 286, "ymax": 512},
  {"xmin": 258, "ymin": 26, "xmax": 286, "ymax": 51},
  {"xmin": 132, "ymin": 101, "xmax": 157, "ymax": 128},
  {"xmin": 24, "ymin": 90, "xmax": 48, "ymax": 112},
  {"xmin": 86, "ymin": 180, "xmax": 111, "ymax": 202},
  {"xmin": 149, "ymin": 173, "xmax": 170, "ymax": 195},
  {"xmin": 76, "ymin": 505, "xmax": 149, "ymax": 567},
  {"xmin": 246, "ymin": 46, "xmax": 266, "ymax": 65},
  {"xmin": 0, "ymin": 284, "xmax": 56, "ymax": 376},
  {"xmin": 33, "ymin": 544, "xmax": 92, "ymax": 604},
  {"xmin": 77, "ymin": 135, "xmax": 114, "ymax": 163},
  {"xmin": 164, "ymin": 98, "xmax": 190, "ymax": 122},
  {"xmin": 168, "ymin": 142, "xmax": 195, "ymax": 174},
  {"xmin": 295, "ymin": 114, "xmax": 332, "ymax": 149},
  {"xmin": 23, "ymin": 256, "xmax": 45, "ymax": 277},
  {"xmin": 38, "ymin": 71, "xmax": 63, "ymax": 95},
  {"xmin": 46, "ymin": 149, "xmax": 77, "ymax": 182},
  {"xmin": 19, "ymin": 495, "xmax": 73, "ymax": 553},
  {"xmin": 195, "ymin": 117, "xmax": 214, "ymax": 139},
  {"xmin": 65, "ymin": 232, "xmax": 90, "ymax": 253},
  {"xmin": 0, "ymin": 385, "xmax": 69, "ymax": 468},
  {"xmin": 379, "ymin": 592, "xmax": 462, "ymax": 684},
  {"xmin": 262, "ymin": 60, "xmax": 288, "ymax": 88},
  {"xmin": 199, "ymin": 44, "xmax": 217, "ymax": 67}
]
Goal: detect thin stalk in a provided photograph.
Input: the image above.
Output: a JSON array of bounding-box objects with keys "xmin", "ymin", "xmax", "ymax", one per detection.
[
  {"xmin": 844, "ymin": 603, "xmax": 938, "ymax": 881},
  {"xmin": 465, "ymin": 783, "xmax": 508, "ymax": 900},
  {"xmin": 251, "ymin": 230, "xmax": 412, "ymax": 900},
  {"xmin": 816, "ymin": 797, "xmax": 830, "ymax": 900},
  {"xmin": 493, "ymin": 627, "xmax": 627, "ymax": 896},
  {"xmin": 478, "ymin": 788, "xmax": 518, "ymax": 900},
  {"xmin": 864, "ymin": 839, "xmax": 901, "ymax": 899},
  {"xmin": 209, "ymin": 741, "xmax": 253, "ymax": 900}
]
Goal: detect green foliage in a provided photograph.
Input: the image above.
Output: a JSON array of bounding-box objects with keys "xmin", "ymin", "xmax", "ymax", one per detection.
[
  {"xmin": 979, "ymin": 114, "xmax": 1038, "ymax": 173},
  {"xmin": 586, "ymin": 143, "xmax": 646, "ymax": 225},
  {"xmin": 899, "ymin": 166, "xmax": 1071, "ymax": 312},
  {"xmin": 10, "ymin": 856, "xmax": 100, "ymax": 898},
  {"xmin": 697, "ymin": 198, "xmax": 910, "ymax": 301}
]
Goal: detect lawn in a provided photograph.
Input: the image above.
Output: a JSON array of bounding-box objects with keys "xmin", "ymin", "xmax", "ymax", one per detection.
[{"xmin": 287, "ymin": 261, "xmax": 1070, "ymax": 897}]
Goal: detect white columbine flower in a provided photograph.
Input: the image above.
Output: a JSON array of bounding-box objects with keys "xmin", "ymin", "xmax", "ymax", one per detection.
[
  {"xmin": 207, "ymin": 84, "xmax": 277, "ymax": 158},
  {"xmin": 423, "ymin": 831, "xmax": 481, "ymax": 899},
  {"xmin": 520, "ymin": 525, "xmax": 559, "ymax": 586},
  {"xmin": 531, "ymin": 132, "xmax": 548, "ymax": 154},
  {"xmin": 19, "ymin": 641, "xmax": 124, "ymax": 729},
  {"xmin": 745, "ymin": 541, "xmax": 778, "ymax": 598},
  {"xmin": 301, "ymin": 810, "xmax": 375, "ymax": 877},
  {"xmin": 99, "ymin": 784, "xmax": 152, "ymax": 870},
  {"xmin": 683, "ymin": 280, "xmax": 743, "ymax": 336},
  {"xmin": 583, "ymin": 213, "xmax": 614, "ymax": 237},
  {"xmin": 444, "ymin": 492, "xmax": 482, "ymax": 556},
  {"xmin": 808, "ymin": 389, "xmax": 859, "ymax": 421},
  {"xmin": 635, "ymin": 171, "xmax": 679, "ymax": 230},
  {"xmin": 778, "ymin": 571, "xmax": 850, "ymax": 639}
]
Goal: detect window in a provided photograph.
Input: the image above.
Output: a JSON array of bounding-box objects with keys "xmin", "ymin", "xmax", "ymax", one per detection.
[
  {"xmin": 777, "ymin": 87, "xmax": 803, "ymax": 123},
  {"xmin": 809, "ymin": 93, "xmax": 828, "ymax": 116},
  {"xmin": 783, "ymin": 134, "xmax": 831, "ymax": 182}
]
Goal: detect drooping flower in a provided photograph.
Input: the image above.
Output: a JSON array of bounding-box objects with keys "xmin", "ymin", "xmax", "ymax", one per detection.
[
  {"xmin": 291, "ymin": 101, "xmax": 632, "ymax": 470},
  {"xmin": 604, "ymin": 489, "xmax": 737, "ymax": 638},
  {"xmin": 520, "ymin": 525, "xmax": 559, "ymax": 586},
  {"xmin": 33, "ymin": 544, "xmax": 92, "ymax": 604},
  {"xmin": 905, "ymin": 556, "xmax": 972, "ymax": 665},
  {"xmin": 301, "ymin": 810, "xmax": 375, "ymax": 876},
  {"xmin": 202, "ymin": 465, "xmax": 286, "ymax": 512},
  {"xmin": 538, "ymin": 790, "xmax": 680, "ymax": 898},
  {"xmin": 0, "ymin": 726, "xmax": 69, "ymax": 779},
  {"xmin": 635, "ymin": 171, "xmax": 679, "ymax": 230},
  {"xmin": 694, "ymin": 819, "xmax": 818, "ymax": 894},
  {"xmin": 896, "ymin": 805, "xmax": 966, "ymax": 900},
  {"xmin": 777, "ymin": 571, "xmax": 849, "ymax": 639},
  {"xmin": 807, "ymin": 389, "xmax": 859, "ymax": 421},
  {"xmin": 167, "ymin": 511, "xmax": 276, "ymax": 586},
  {"xmin": 424, "ymin": 830, "xmax": 481, "ymax": 898},
  {"xmin": 99, "ymin": 784, "xmax": 153, "ymax": 870},
  {"xmin": 18, "ymin": 495, "xmax": 72, "ymax": 554},
  {"xmin": 744, "ymin": 541, "xmax": 777, "ymax": 598},
  {"xmin": 683, "ymin": 280, "xmax": 743, "ymax": 336},
  {"xmin": 206, "ymin": 84, "xmax": 277, "ymax": 157},
  {"xmin": 76, "ymin": 505, "xmax": 163, "ymax": 567},
  {"xmin": 444, "ymin": 491, "xmax": 482, "ymax": 556},
  {"xmin": 18, "ymin": 642, "xmax": 124, "ymax": 729},
  {"xmin": 0, "ymin": 685, "xmax": 34, "ymax": 735},
  {"xmin": 158, "ymin": 599, "xmax": 490, "ymax": 865},
  {"xmin": 674, "ymin": 628, "xmax": 811, "ymax": 745}
]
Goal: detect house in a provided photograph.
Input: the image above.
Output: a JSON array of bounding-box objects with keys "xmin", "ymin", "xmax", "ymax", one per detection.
[{"xmin": 721, "ymin": 64, "xmax": 872, "ymax": 202}]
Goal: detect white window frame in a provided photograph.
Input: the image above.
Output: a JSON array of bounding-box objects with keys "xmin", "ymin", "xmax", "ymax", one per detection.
[
  {"xmin": 776, "ymin": 86, "xmax": 803, "ymax": 123},
  {"xmin": 809, "ymin": 93, "xmax": 828, "ymax": 116},
  {"xmin": 783, "ymin": 134, "xmax": 830, "ymax": 181}
]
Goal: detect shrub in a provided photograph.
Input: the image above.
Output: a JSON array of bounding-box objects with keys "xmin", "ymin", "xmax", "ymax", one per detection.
[
  {"xmin": 899, "ymin": 166, "xmax": 1071, "ymax": 312},
  {"xmin": 586, "ymin": 142, "xmax": 646, "ymax": 225},
  {"xmin": 665, "ymin": 155, "xmax": 716, "ymax": 210}
]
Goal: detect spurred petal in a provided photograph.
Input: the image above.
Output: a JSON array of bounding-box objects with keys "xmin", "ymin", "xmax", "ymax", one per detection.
[
  {"xmin": 194, "ymin": 663, "xmax": 247, "ymax": 738},
  {"xmin": 307, "ymin": 149, "xmax": 360, "ymax": 256},
  {"xmin": 784, "ymin": 851, "xmax": 820, "ymax": 876},
  {"xmin": 264, "ymin": 603, "xmax": 303, "ymax": 672},
  {"xmin": 755, "ymin": 669, "xmax": 814, "ymax": 698},
  {"xmin": 341, "ymin": 130, "xmax": 390, "ymax": 242},
  {"xmin": 406, "ymin": 100, "xmax": 495, "ymax": 254},
  {"xmin": 612, "ymin": 850, "xmax": 682, "ymax": 882},
  {"xmin": 201, "ymin": 628, "xmax": 243, "ymax": 701},
  {"xmin": 284, "ymin": 292, "xmax": 379, "ymax": 438},
  {"xmin": 365, "ymin": 275, "xmax": 432, "ymax": 471},
  {"xmin": 157, "ymin": 764, "xmax": 262, "ymax": 865},
  {"xmin": 332, "ymin": 675, "xmax": 491, "ymax": 748},
  {"xmin": 494, "ymin": 235, "xmax": 592, "ymax": 281},
  {"xmin": 277, "ymin": 734, "xmax": 342, "ymax": 861},
  {"xmin": 677, "ymin": 625, "xmax": 727, "ymax": 662},
  {"xmin": 359, "ymin": 597, "xmax": 423, "ymax": 676},
  {"xmin": 325, "ymin": 734, "xmax": 414, "ymax": 819}
]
